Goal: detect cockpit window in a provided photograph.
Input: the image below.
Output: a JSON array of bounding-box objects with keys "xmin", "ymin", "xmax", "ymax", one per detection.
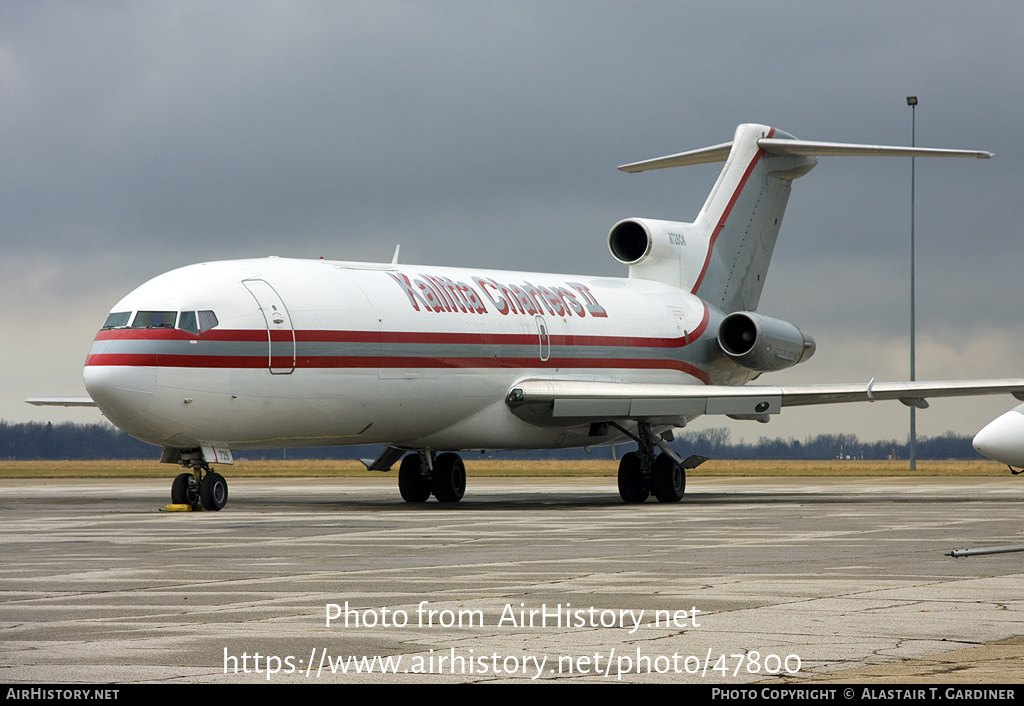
[
  {"xmin": 176, "ymin": 310, "xmax": 219, "ymax": 335},
  {"xmin": 198, "ymin": 310, "xmax": 219, "ymax": 333},
  {"xmin": 178, "ymin": 311, "xmax": 199, "ymax": 334},
  {"xmin": 115, "ymin": 309, "xmax": 219, "ymax": 332},
  {"xmin": 101, "ymin": 312, "xmax": 131, "ymax": 329},
  {"xmin": 131, "ymin": 311, "xmax": 177, "ymax": 329},
  {"xmin": 101, "ymin": 309, "xmax": 132, "ymax": 329}
]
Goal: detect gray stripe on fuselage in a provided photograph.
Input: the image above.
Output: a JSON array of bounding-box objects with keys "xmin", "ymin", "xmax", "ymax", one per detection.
[{"xmin": 89, "ymin": 335, "xmax": 701, "ymax": 365}]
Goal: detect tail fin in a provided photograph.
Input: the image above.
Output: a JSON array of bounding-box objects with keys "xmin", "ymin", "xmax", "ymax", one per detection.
[
  {"xmin": 689, "ymin": 124, "xmax": 814, "ymax": 312},
  {"xmin": 616, "ymin": 123, "xmax": 992, "ymax": 314}
]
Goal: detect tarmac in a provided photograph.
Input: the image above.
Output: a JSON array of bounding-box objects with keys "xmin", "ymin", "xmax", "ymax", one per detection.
[{"xmin": 1, "ymin": 475, "xmax": 1023, "ymax": 684}]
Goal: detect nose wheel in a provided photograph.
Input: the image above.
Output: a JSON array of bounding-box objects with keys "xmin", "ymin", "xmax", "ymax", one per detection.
[
  {"xmin": 170, "ymin": 463, "xmax": 228, "ymax": 511},
  {"xmin": 171, "ymin": 472, "xmax": 201, "ymax": 509},
  {"xmin": 200, "ymin": 471, "xmax": 229, "ymax": 510}
]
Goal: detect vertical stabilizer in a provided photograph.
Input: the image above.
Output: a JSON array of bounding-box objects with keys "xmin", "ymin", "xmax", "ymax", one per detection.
[
  {"xmin": 615, "ymin": 124, "xmax": 816, "ymax": 312},
  {"xmin": 691, "ymin": 124, "xmax": 816, "ymax": 312},
  {"xmin": 617, "ymin": 124, "xmax": 990, "ymax": 313}
]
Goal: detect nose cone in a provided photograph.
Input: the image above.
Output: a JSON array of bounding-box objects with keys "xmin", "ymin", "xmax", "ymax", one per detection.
[
  {"xmin": 973, "ymin": 404, "xmax": 1024, "ymax": 467},
  {"xmin": 83, "ymin": 364, "xmax": 156, "ymax": 431}
]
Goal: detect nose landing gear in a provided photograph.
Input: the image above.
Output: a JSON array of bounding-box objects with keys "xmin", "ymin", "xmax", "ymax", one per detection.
[{"xmin": 169, "ymin": 453, "xmax": 229, "ymax": 511}]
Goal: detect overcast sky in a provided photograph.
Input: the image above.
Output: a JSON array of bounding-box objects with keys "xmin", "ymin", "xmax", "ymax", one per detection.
[{"xmin": 5, "ymin": 1, "xmax": 1023, "ymax": 447}]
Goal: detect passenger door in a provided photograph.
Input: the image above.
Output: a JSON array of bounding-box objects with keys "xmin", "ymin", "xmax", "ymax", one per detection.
[{"xmin": 243, "ymin": 279, "xmax": 295, "ymax": 374}]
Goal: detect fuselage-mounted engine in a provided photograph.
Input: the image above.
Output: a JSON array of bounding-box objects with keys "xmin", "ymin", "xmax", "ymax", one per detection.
[
  {"xmin": 717, "ymin": 311, "xmax": 815, "ymax": 372},
  {"xmin": 608, "ymin": 217, "xmax": 707, "ymax": 290}
]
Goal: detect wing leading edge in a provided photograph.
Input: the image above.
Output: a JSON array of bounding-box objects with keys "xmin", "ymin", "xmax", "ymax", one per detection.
[{"xmin": 505, "ymin": 379, "xmax": 1024, "ymax": 426}]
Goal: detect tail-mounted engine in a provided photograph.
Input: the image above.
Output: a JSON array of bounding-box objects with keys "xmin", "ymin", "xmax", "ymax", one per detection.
[
  {"xmin": 717, "ymin": 311, "xmax": 815, "ymax": 372},
  {"xmin": 609, "ymin": 218, "xmax": 662, "ymax": 265},
  {"xmin": 608, "ymin": 218, "xmax": 705, "ymax": 290}
]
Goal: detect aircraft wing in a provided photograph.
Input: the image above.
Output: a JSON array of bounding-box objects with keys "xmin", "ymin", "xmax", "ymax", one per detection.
[
  {"xmin": 25, "ymin": 397, "xmax": 97, "ymax": 407},
  {"xmin": 505, "ymin": 378, "xmax": 1024, "ymax": 426}
]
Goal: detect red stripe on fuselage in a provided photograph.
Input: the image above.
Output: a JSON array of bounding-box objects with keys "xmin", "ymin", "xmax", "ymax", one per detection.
[{"xmin": 83, "ymin": 353, "xmax": 711, "ymax": 383}]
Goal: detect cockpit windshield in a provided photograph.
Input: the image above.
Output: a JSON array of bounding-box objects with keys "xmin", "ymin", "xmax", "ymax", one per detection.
[
  {"xmin": 102, "ymin": 310, "xmax": 220, "ymax": 333},
  {"xmin": 131, "ymin": 311, "xmax": 177, "ymax": 329},
  {"xmin": 101, "ymin": 312, "xmax": 131, "ymax": 329}
]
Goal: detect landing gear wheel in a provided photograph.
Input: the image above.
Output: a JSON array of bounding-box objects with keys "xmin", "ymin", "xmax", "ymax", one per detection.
[
  {"xmin": 398, "ymin": 454, "xmax": 432, "ymax": 502},
  {"xmin": 617, "ymin": 452, "xmax": 649, "ymax": 503},
  {"xmin": 652, "ymin": 453, "xmax": 685, "ymax": 503},
  {"xmin": 171, "ymin": 472, "xmax": 200, "ymax": 509},
  {"xmin": 200, "ymin": 471, "xmax": 228, "ymax": 511},
  {"xmin": 431, "ymin": 453, "xmax": 466, "ymax": 503}
]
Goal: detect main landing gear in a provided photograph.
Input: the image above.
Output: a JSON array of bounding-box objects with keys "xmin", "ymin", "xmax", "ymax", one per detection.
[
  {"xmin": 398, "ymin": 451, "xmax": 466, "ymax": 503},
  {"xmin": 170, "ymin": 460, "xmax": 228, "ymax": 511},
  {"xmin": 615, "ymin": 422, "xmax": 705, "ymax": 504}
]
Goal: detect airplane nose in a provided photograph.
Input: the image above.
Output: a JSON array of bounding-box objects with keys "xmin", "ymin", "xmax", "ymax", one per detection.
[
  {"xmin": 83, "ymin": 364, "xmax": 156, "ymax": 428},
  {"xmin": 972, "ymin": 404, "xmax": 1024, "ymax": 467}
]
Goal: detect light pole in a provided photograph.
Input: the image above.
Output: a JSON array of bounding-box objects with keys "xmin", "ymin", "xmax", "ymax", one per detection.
[{"xmin": 907, "ymin": 95, "xmax": 917, "ymax": 471}]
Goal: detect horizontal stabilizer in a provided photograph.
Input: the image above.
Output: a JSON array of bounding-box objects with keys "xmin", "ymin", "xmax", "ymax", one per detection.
[
  {"xmin": 26, "ymin": 396, "xmax": 97, "ymax": 407},
  {"xmin": 758, "ymin": 138, "xmax": 993, "ymax": 160},
  {"xmin": 619, "ymin": 134, "xmax": 992, "ymax": 173},
  {"xmin": 618, "ymin": 142, "xmax": 733, "ymax": 172}
]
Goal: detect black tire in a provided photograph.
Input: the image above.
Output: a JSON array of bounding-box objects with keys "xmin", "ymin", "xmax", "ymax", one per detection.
[
  {"xmin": 398, "ymin": 454, "xmax": 431, "ymax": 502},
  {"xmin": 200, "ymin": 471, "xmax": 228, "ymax": 511},
  {"xmin": 652, "ymin": 453, "xmax": 685, "ymax": 503},
  {"xmin": 431, "ymin": 453, "xmax": 466, "ymax": 503},
  {"xmin": 617, "ymin": 452, "xmax": 649, "ymax": 503},
  {"xmin": 171, "ymin": 472, "xmax": 200, "ymax": 509}
]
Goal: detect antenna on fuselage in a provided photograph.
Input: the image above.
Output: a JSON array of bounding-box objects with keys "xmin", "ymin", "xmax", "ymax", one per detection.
[{"xmin": 391, "ymin": 244, "xmax": 401, "ymax": 265}]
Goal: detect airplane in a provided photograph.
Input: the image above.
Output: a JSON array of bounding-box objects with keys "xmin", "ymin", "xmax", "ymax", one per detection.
[
  {"xmin": 28, "ymin": 123, "xmax": 1024, "ymax": 510},
  {"xmin": 973, "ymin": 405, "xmax": 1024, "ymax": 471}
]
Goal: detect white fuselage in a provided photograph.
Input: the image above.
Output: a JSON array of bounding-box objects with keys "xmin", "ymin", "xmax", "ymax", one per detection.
[
  {"xmin": 973, "ymin": 404, "xmax": 1024, "ymax": 468},
  {"xmin": 84, "ymin": 257, "xmax": 745, "ymax": 452}
]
